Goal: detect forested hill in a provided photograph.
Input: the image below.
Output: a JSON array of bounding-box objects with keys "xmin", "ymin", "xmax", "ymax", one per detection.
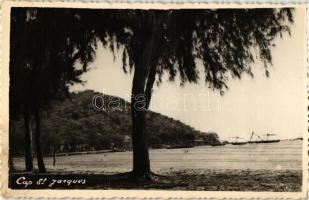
[{"xmin": 10, "ymin": 90, "xmax": 221, "ymax": 155}]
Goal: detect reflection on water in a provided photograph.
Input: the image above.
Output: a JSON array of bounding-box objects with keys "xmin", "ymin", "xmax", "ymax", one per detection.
[{"xmin": 13, "ymin": 140, "xmax": 302, "ymax": 173}]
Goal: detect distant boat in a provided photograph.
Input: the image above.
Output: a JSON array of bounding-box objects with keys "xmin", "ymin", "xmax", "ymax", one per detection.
[
  {"xmin": 166, "ymin": 144, "xmax": 194, "ymax": 149},
  {"xmin": 248, "ymin": 132, "xmax": 280, "ymax": 144},
  {"xmin": 231, "ymin": 136, "xmax": 247, "ymax": 145},
  {"xmin": 248, "ymin": 140, "xmax": 280, "ymax": 144},
  {"xmin": 231, "ymin": 142, "xmax": 247, "ymax": 145},
  {"xmin": 293, "ymin": 137, "xmax": 303, "ymax": 141}
]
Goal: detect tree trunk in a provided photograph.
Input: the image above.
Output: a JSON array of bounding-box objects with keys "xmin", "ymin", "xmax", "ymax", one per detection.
[
  {"xmin": 9, "ymin": 121, "xmax": 16, "ymax": 172},
  {"xmin": 24, "ymin": 107, "xmax": 33, "ymax": 172},
  {"xmin": 9, "ymin": 157, "xmax": 15, "ymax": 172},
  {"xmin": 144, "ymin": 12, "xmax": 167, "ymax": 110},
  {"xmin": 131, "ymin": 68, "xmax": 151, "ymax": 177},
  {"xmin": 131, "ymin": 12, "xmax": 158, "ymax": 179},
  {"xmin": 34, "ymin": 107, "xmax": 46, "ymax": 173},
  {"xmin": 145, "ymin": 60, "xmax": 158, "ymax": 110},
  {"xmin": 53, "ymin": 147, "xmax": 56, "ymax": 166}
]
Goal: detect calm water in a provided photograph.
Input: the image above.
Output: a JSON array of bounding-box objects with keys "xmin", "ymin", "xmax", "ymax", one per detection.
[{"xmin": 13, "ymin": 140, "xmax": 302, "ymax": 173}]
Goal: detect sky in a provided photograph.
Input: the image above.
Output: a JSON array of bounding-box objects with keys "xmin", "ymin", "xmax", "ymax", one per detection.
[{"xmin": 71, "ymin": 8, "xmax": 307, "ymax": 141}]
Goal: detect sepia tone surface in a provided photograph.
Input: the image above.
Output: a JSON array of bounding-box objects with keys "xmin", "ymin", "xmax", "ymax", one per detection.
[{"xmin": 1, "ymin": 1, "xmax": 308, "ymax": 198}]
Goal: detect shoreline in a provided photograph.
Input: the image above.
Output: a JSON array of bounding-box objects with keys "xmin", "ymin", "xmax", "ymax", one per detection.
[{"xmin": 11, "ymin": 139, "xmax": 302, "ymax": 159}]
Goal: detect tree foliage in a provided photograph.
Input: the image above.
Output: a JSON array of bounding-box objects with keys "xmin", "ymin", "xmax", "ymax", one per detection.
[
  {"xmin": 10, "ymin": 7, "xmax": 294, "ymax": 117},
  {"xmin": 10, "ymin": 8, "xmax": 98, "ymax": 118},
  {"xmin": 85, "ymin": 9, "xmax": 293, "ymax": 90}
]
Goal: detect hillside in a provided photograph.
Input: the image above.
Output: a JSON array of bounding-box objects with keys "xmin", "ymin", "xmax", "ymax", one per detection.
[{"xmin": 10, "ymin": 90, "xmax": 221, "ymax": 155}]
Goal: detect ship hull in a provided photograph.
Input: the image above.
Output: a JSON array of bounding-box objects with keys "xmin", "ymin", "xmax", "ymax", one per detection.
[
  {"xmin": 248, "ymin": 140, "xmax": 280, "ymax": 144},
  {"xmin": 231, "ymin": 142, "xmax": 247, "ymax": 145}
]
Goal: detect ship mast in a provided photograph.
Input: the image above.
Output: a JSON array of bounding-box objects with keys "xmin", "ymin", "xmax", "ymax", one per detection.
[
  {"xmin": 250, "ymin": 132, "xmax": 262, "ymax": 141},
  {"xmin": 250, "ymin": 132, "xmax": 254, "ymax": 142}
]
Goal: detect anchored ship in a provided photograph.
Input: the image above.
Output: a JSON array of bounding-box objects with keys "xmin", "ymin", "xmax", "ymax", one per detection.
[{"xmin": 248, "ymin": 132, "xmax": 280, "ymax": 144}]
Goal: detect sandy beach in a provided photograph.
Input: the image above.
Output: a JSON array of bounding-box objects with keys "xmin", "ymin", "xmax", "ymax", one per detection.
[
  {"xmin": 156, "ymin": 169, "xmax": 302, "ymax": 191},
  {"xmin": 10, "ymin": 141, "xmax": 302, "ymax": 191}
]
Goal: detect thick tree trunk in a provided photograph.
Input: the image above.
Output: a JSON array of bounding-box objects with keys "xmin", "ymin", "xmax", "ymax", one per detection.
[
  {"xmin": 24, "ymin": 107, "xmax": 33, "ymax": 172},
  {"xmin": 131, "ymin": 68, "xmax": 151, "ymax": 177},
  {"xmin": 131, "ymin": 12, "xmax": 158, "ymax": 179},
  {"xmin": 34, "ymin": 107, "xmax": 46, "ymax": 173}
]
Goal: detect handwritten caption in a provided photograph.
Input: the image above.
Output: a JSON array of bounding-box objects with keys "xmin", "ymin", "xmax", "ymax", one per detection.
[{"xmin": 16, "ymin": 176, "xmax": 86, "ymax": 188}]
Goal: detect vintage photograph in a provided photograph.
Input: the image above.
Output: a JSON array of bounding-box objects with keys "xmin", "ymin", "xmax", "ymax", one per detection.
[{"xmin": 1, "ymin": 1, "xmax": 307, "ymax": 198}]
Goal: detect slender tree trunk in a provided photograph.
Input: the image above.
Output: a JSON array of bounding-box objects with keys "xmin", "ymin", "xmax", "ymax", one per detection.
[
  {"xmin": 34, "ymin": 106, "xmax": 46, "ymax": 173},
  {"xmin": 144, "ymin": 12, "xmax": 167, "ymax": 110},
  {"xmin": 24, "ymin": 107, "xmax": 33, "ymax": 172},
  {"xmin": 9, "ymin": 157, "xmax": 15, "ymax": 172},
  {"xmin": 145, "ymin": 60, "xmax": 158, "ymax": 110},
  {"xmin": 9, "ymin": 121, "xmax": 16, "ymax": 172},
  {"xmin": 131, "ymin": 12, "xmax": 158, "ymax": 179},
  {"xmin": 53, "ymin": 147, "xmax": 56, "ymax": 166}
]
